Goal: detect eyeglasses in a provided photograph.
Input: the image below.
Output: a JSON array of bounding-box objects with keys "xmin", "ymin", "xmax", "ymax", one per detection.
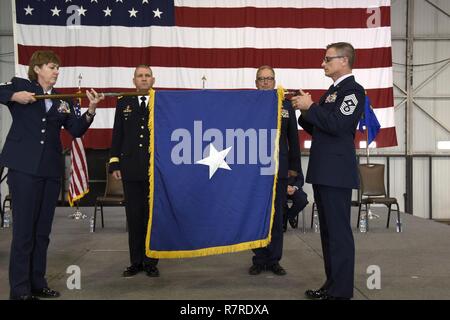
[
  {"xmin": 256, "ymin": 77, "xmax": 275, "ymax": 82},
  {"xmin": 323, "ymin": 56, "xmax": 345, "ymax": 63}
]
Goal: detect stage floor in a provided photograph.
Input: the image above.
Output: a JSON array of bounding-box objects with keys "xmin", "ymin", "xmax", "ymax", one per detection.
[{"xmin": 1, "ymin": 205, "xmax": 449, "ymax": 300}]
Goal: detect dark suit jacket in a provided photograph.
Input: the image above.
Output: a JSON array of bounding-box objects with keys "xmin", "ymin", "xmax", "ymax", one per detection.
[
  {"xmin": 298, "ymin": 75, "xmax": 365, "ymax": 189},
  {"xmin": 278, "ymin": 100, "xmax": 301, "ymax": 179},
  {"xmin": 0, "ymin": 77, "xmax": 92, "ymax": 177},
  {"xmin": 109, "ymin": 95, "xmax": 150, "ymax": 181}
]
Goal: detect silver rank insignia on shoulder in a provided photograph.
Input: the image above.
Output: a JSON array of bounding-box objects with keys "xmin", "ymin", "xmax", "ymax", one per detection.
[
  {"xmin": 281, "ymin": 109, "xmax": 289, "ymax": 118},
  {"xmin": 325, "ymin": 92, "xmax": 337, "ymax": 103},
  {"xmin": 0, "ymin": 81, "xmax": 12, "ymax": 86},
  {"xmin": 57, "ymin": 100, "xmax": 71, "ymax": 113},
  {"xmin": 340, "ymin": 94, "xmax": 358, "ymax": 116},
  {"xmin": 123, "ymin": 105, "xmax": 132, "ymax": 113}
]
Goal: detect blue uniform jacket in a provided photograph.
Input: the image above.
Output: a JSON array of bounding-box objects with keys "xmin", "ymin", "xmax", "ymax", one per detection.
[
  {"xmin": 0, "ymin": 77, "xmax": 92, "ymax": 177},
  {"xmin": 298, "ymin": 76, "xmax": 365, "ymax": 189}
]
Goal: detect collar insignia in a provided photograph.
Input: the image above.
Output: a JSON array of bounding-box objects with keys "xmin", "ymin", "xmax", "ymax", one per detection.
[
  {"xmin": 281, "ymin": 109, "xmax": 290, "ymax": 118},
  {"xmin": 325, "ymin": 92, "xmax": 337, "ymax": 103}
]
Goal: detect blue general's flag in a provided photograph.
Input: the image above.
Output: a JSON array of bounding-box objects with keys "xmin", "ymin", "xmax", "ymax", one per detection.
[
  {"xmin": 358, "ymin": 96, "xmax": 381, "ymax": 145},
  {"xmin": 146, "ymin": 89, "xmax": 283, "ymax": 258}
]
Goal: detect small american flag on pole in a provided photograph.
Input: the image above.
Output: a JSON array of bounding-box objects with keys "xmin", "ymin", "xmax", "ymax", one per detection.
[{"xmin": 68, "ymin": 97, "xmax": 89, "ymax": 206}]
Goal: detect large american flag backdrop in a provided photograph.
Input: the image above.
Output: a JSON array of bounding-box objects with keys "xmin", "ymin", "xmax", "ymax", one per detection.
[{"xmin": 13, "ymin": 0, "xmax": 397, "ymax": 149}]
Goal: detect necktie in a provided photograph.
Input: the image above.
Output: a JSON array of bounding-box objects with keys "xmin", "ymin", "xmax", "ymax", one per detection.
[
  {"xmin": 140, "ymin": 96, "xmax": 147, "ymax": 109},
  {"xmin": 44, "ymin": 93, "xmax": 52, "ymax": 112}
]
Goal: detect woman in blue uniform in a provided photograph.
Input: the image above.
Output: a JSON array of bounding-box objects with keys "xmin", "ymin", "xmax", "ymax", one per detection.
[{"xmin": 0, "ymin": 50, "xmax": 104, "ymax": 300}]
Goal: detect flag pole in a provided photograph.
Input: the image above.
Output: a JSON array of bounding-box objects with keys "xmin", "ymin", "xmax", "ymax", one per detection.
[
  {"xmin": 68, "ymin": 74, "xmax": 88, "ymax": 220},
  {"xmin": 366, "ymin": 125, "xmax": 370, "ymax": 164},
  {"xmin": 36, "ymin": 89, "xmax": 299, "ymax": 100},
  {"xmin": 365, "ymin": 99, "xmax": 379, "ymax": 220},
  {"xmin": 202, "ymin": 75, "xmax": 207, "ymax": 89}
]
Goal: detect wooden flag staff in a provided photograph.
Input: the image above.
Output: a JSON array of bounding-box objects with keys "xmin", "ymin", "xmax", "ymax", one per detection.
[
  {"xmin": 34, "ymin": 89, "xmax": 300, "ymax": 100},
  {"xmin": 34, "ymin": 90, "xmax": 151, "ymax": 100}
]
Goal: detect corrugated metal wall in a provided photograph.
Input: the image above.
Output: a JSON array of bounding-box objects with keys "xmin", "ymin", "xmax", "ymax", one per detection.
[
  {"xmin": 390, "ymin": 0, "xmax": 450, "ymax": 219},
  {"xmin": 0, "ymin": 0, "xmax": 449, "ymax": 219}
]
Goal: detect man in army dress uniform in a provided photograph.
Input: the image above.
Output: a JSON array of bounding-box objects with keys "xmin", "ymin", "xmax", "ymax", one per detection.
[
  {"xmin": 249, "ymin": 66, "xmax": 302, "ymax": 276},
  {"xmin": 109, "ymin": 65, "xmax": 159, "ymax": 277},
  {"xmin": 292, "ymin": 42, "xmax": 365, "ymax": 300}
]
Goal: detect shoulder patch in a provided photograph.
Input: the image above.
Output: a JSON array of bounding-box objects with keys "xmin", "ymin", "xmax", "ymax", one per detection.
[{"xmin": 340, "ymin": 94, "xmax": 358, "ymax": 116}]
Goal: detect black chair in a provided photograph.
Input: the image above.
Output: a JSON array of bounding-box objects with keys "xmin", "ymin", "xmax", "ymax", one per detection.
[
  {"xmin": 92, "ymin": 163, "xmax": 125, "ymax": 232},
  {"xmin": 357, "ymin": 163, "xmax": 401, "ymax": 231}
]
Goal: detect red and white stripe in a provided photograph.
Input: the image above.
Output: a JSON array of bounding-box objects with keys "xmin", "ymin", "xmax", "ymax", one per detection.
[{"xmin": 14, "ymin": 0, "xmax": 397, "ymax": 149}]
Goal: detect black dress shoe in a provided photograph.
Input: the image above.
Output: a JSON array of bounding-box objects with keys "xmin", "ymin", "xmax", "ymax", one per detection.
[
  {"xmin": 144, "ymin": 265, "xmax": 160, "ymax": 277},
  {"xmin": 248, "ymin": 264, "xmax": 264, "ymax": 275},
  {"xmin": 31, "ymin": 287, "xmax": 60, "ymax": 298},
  {"xmin": 304, "ymin": 288, "xmax": 328, "ymax": 300},
  {"xmin": 288, "ymin": 215, "xmax": 298, "ymax": 228},
  {"xmin": 324, "ymin": 294, "xmax": 350, "ymax": 300},
  {"xmin": 123, "ymin": 264, "xmax": 143, "ymax": 277},
  {"xmin": 10, "ymin": 294, "xmax": 40, "ymax": 300},
  {"xmin": 268, "ymin": 263, "xmax": 287, "ymax": 276}
]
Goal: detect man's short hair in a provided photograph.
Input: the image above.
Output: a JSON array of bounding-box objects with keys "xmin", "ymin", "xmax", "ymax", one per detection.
[
  {"xmin": 134, "ymin": 64, "xmax": 153, "ymax": 77},
  {"xmin": 27, "ymin": 50, "xmax": 61, "ymax": 81},
  {"xmin": 256, "ymin": 65, "xmax": 275, "ymax": 79},
  {"xmin": 326, "ymin": 42, "xmax": 355, "ymax": 68}
]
